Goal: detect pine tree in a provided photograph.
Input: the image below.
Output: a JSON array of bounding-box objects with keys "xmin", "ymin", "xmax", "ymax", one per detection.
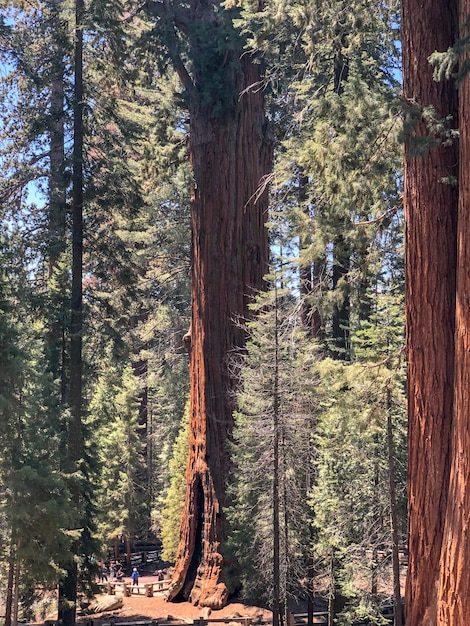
[
  {"xmin": 311, "ymin": 352, "xmax": 406, "ymax": 625},
  {"xmin": 159, "ymin": 404, "xmax": 190, "ymax": 562},
  {"xmin": 237, "ymin": 0, "xmax": 402, "ymax": 361},
  {"xmin": 0, "ymin": 244, "xmax": 73, "ymax": 625},
  {"xmin": 227, "ymin": 287, "xmax": 318, "ymax": 623},
  {"xmin": 92, "ymin": 362, "xmax": 147, "ymax": 557}
]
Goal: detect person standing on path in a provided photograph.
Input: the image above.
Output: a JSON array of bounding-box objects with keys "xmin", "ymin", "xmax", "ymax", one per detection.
[{"xmin": 131, "ymin": 567, "xmax": 139, "ymax": 587}]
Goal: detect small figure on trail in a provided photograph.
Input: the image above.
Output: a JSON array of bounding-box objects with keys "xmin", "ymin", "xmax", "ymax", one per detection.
[
  {"xmin": 109, "ymin": 562, "xmax": 116, "ymax": 580},
  {"xmin": 131, "ymin": 567, "xmax": 139, "ymax": 586},
  {"xmin": 116, "ymin": 566, "xmax": 123, "ymax": 582},
  {"xmin": 100, "ymin": 563, "xmax": 108, "ymax": 582}
]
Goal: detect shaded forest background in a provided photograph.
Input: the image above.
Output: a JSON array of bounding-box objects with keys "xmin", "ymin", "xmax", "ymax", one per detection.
[{"xmin": 0, "ymin": 1, "xmax": 412, "ymax": 625}]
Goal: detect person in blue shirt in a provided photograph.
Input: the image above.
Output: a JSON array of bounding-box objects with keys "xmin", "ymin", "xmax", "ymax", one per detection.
[{"xmin": 131, "ymin": 567, "xmax": 139, "ymax": 586}]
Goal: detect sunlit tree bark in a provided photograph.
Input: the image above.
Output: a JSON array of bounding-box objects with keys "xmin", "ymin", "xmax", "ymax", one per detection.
[
  {"xmin": 437, "ymin": 5, "xmax": 470, "ymax": 623},
  {"xmin": 142, "ymin": 1, "xmax": 274, "ymax": 607},
  {"xmin": 402, "ymin": 0, "xmax": 458, "ymax": 623}
]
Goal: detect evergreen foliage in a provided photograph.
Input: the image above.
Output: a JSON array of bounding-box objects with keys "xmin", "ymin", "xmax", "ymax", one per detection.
[
  {"xmin": 91, "ymin": 360, "xmax": 147, "ymax": 549},
  {"xmin": 227, "ymin": 287, "xmax": 319, "ymax": 608},
  {"xmin": 0, "ymin": 251, "xmax": 73, "ymax": 617},
  {"xmin": 159, "ymin": 403, "xmax": 190, "ymax": 562},
  {"xmin": 310, "ymin": 356, "xmax": 406, "ymax": 623},
  {"xmin": 239, "ymin": 0, "xmax": 402, "ymax": 360}
]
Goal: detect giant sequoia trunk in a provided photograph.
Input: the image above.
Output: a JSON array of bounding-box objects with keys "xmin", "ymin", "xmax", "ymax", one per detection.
[
  {"xmin": 437, "ymin": 6, "xmax": 470, "ymax": 623},
  {"xmin": 401, "ymin": 0, "xmax": 458, "ymax": 623},
  {"xmin": 165, "ymin": 37, "xmax": 272, "ymax": 607}
]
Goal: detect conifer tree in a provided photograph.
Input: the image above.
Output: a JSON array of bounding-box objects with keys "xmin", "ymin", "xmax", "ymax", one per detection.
[
  {"xmin": 91, "ymin": 362, "xmax": 147, "ymax": 556},
  {"xmin": 237, "ymin": 0, "xmax": 402, "ymax": 361},
  {"xmin": 0, "ymin": 245, "xmax": 72, "ymax": 625},
  {"xmin": 0, "ymin": 1, "xmax": 413, "ymax": 621},
  {"xmin": 227, "ymin": 287, "xmax": 318, "ymax": 622},
  {"xmin": 159, "ymin": 405, "xmax": 190, "ymax": 562},
  {"xmin": 311, "ymin": 356, "xmax": 406, "ymax": 625}
]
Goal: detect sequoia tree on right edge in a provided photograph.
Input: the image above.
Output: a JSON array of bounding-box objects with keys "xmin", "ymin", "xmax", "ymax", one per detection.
[
  {"xmin": 437, "ymin": 2, "xmax": 470, "ymax": 623},
  {"xmin": 402, "ymin": 0, "xmax": 458, "ymax": 624},
  {"xmin": 402, "ymin": 0, "xmax": 470, "ymax": 623}
]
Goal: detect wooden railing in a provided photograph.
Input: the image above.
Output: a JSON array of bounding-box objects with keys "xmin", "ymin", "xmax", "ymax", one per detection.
[
  {"xmin": 102, "ymin": 579, "xmax": 172, "ymax": 597},
  {"xmin": 91, "ymin": 611, "xmax": 329, "ymax": 626},
  {"xmin": 94, "ymin": 616, "xmax": 329, "ymax": 626}
]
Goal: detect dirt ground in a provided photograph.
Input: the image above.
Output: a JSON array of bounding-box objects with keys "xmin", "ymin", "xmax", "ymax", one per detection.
[{"xmin": 83, "ymin": 576, "xmax": 272, "ymax": 625}]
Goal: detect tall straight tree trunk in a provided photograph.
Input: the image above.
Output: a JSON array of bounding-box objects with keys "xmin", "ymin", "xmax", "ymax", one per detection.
[
  {"xmin": 44, "ymin": 0, "xmax": 68, "ymax": 405},
  {"xmin": 48, "ymin": 57, "xmax": 67, "ymax": 403},
  {"xmin": 330, "ymin": 49, "xmax": 351, "ymax": 361},
  {"xmin": 4, "ymin": 549, "xmax": 14, "ymax": 626},
  {"xmin": 12, "ymin": 557, "xmax": 20, "ymax": 626},
  {"xmin": 386, "ymin": 390, "xmax": 402, "ymax": 626},
  {"xmin": 59, "ymin": 1, "xmax": 84, "ymax": 624},
  {"xmin": 331, "ymin": 233, "xmax": 350, "ymax": 360},
  {"xmin": 298, "ymin": 174, "xmax": 315, "ymax": 338},
  {"xmin": 298, "ymin": 179, "xmax": 325, "ymax": 345},
  {"xmin": 272, "ymin": 290, "xmax": 281, "ymax": 626},
  {"xmin": 437, "ymin": 6, "xmax": 470, "ymax": 623},
  {"xmin": 48, "ymin": 63, "xmax": 66, "ymax": 277},
  {"xmin": 401, "ymin": 0, "xmax": 458, "ymax": 623},
  {"xmin": 165, "ymin": 31, "xmax": 272, "ymax": 608}
]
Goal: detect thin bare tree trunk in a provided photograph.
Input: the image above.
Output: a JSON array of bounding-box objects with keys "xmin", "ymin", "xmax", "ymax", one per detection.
[
  {"xmin": 126, "ymin": 536, "xmax": 132, "ymax": 568},
  {"xmin": 4, "ymin": 553, "xmax": 14, "ymax": 626},
  {"xmin": 272, "ymin": 290, "xmax": 281, "ymax": 626},
  {"xmin": 402, "ymin": 0, "xmax": 458, "ymax": 622},
  {"xmin": 12, "ymin": 558, "xmax": 20, "ymax": 626},
  {"xmin": 386, "ymin": 389, "xmax": 402, "ymax": 626},
  {"xmin": 327, "ymin": 551, "xmax": 334, "ymax": 626}
]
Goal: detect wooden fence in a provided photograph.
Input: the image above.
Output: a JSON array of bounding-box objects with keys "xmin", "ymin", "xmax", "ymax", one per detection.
[
  {"xmin": 102, "ymin": 579, "xmax": 171, "ymax": 598},
  {"xmin": 90, "ymin": 612, "xmax": 328, "ymax": 626}
]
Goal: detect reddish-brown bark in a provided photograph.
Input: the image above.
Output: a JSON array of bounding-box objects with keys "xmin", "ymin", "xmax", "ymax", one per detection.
[
  {"xmin": 437, "ymin": 7, "xmax": 470, "ymax": 623},
  {"xmin": 165, "ymin": 51, "xmax": 272, "ymax": 608},
  {"xmin": 402, "ymin": 0, "xmax": 458, "ymax": 623}
]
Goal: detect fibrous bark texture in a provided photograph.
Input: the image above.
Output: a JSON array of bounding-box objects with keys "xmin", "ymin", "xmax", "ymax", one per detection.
[
  {"xmin": 437, "ymin": 5, "xmax": 470, "ymax": 624},
  {"xmin": 402, "ymin": 0, "xmax": 458, "ymax": 624},
  {"xmin": 166, "ymin": 51, "xmax": 272, "ymax": 608}
]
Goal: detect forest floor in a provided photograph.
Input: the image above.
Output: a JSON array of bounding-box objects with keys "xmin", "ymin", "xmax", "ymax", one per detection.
[
  {"xmin": 85, "ymin": 588, "xmax": 272, "ymax": 624},
  {"xmin": 74, "ymin": 580, "xmax": 272, "ymax": 626}
]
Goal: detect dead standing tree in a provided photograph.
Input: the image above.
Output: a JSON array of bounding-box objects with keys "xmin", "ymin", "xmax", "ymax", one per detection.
[{"xmin": 144, "ymin": 0, "xmax": 273, "ymax": 609}]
